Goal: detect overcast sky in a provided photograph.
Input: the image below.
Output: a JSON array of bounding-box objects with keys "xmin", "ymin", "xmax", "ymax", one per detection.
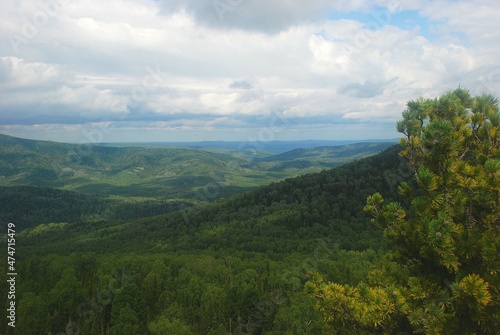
[{"xmin": 1, "ymin": 0, "xmax": 499, "ymax": 143}]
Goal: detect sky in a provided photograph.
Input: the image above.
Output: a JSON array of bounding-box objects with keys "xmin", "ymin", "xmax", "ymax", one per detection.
[{"xmin": 1, "ymin": 0, "xmax": 499, "ymax": 143}]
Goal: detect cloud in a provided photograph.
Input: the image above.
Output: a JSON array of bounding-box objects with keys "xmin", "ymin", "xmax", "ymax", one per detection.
[
  {"xmin": 338, "ymin": 80, "xmax": 385, "ymax": 98},
  {"xmin": 155, "ymin": 0, "xmax": 372, "ymax": 33},
  {"xmin": 0, "ymin": 0, "xmax": 499, "ymax": 141},
  {"xmin": 0, "ymin": 57, "xmax": 66, "ymax": 89},
  {"xmin": 42, "ymin": 85, "xmax": 128, "ymax": 114},
  {"xmin": 229, "ymin": 80, "xmax": 253, "ymax": 90}
]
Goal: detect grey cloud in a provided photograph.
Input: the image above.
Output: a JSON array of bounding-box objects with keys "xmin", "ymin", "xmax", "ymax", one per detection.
[
  {"xmin": 0, "ymin": 104, "xmax": 183, "ymax": 125},
  {"xmin": 229, "ymin": 80, "xmax": 253, "ymax": 90},
  {"xmin": 0, "ymin": 58, "xmax": 12, "ymax": 82},
  {"xmin": 0, "ymin": 106, "xmax": 94, "ymax": 125},
  {"xmin": 155, "ymin": 0, "xmax": 354, "ymax": 33},
  {"xmin": 338, "ymin": 80, "xmax": 385, "ymax": 98}
]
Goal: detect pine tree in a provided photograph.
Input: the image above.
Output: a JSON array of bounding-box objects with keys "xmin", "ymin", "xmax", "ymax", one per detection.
[{"xmin": 307, "ymin": 88, "xmax": 499, "ymax": 334}]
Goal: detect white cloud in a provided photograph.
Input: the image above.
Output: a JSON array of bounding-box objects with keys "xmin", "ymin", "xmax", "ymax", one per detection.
[
  {"xmin": 0, "ymin": 0, "xmax": 499, "ymax": 141},
  {"xmin": 0, "ymin": 56, "xmax": 66, "ymax": 89},
  {"xmin": 43, "ymin": 85, "xmax": 128, "ymax": 114}
]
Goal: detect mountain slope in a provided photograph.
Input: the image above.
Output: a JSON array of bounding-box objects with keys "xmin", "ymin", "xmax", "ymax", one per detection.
[
  {"xmin": 0, "ymin": 134, "xmax": 395, "ymax": 200},
  {"xmin": 0, "ymin": 186, "xmax": 189, "ymax": 231},
  {"xmin": 0, "ymin": 134, "xmax": 264, "ymax": 199},
  {"xmin": 256, "ymin": 142, "xmax": 394, "ymax": 162},
  {"xmin": 254, "ymin": 142, "xmax": 394, "ymax": 172},
  {"xmin": 23, "ymin": 145, "xmax": 408, "ymax": 254}
]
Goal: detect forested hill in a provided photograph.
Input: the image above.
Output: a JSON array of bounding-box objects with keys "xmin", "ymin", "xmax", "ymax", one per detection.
[
  {"xmin": 27, "ymin": 144, "xmax": 408, "ymax": 254},
  {"xmin": 0, "ymin": 133, "xmax": 395, "ymax": 200},
  {"xmin": 0, "ymin": 186, "xmax": 189, "ymax": 231},
  {"xmin": 256, "ymin": 142, "xmax": 393, "ymax": 162},
  {"xmin": 252, "ymin": 142, "xmax": 395, "ymax": 172},
  {"xmin": 0, "ymin": 133, "xmax": 249, "ymax": 198},
  {"xmin": 139, "ymin": 145, "xmax": 408, "ymax": 253}
]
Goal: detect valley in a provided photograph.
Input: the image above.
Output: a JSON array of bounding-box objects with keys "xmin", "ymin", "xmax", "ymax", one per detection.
[{"xmin": 0, "ymin": 133, "xmax": 394, "ymax": 202}]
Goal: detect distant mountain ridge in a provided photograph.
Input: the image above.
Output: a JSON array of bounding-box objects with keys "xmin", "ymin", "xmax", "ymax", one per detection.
[
  {"xmin": 109, "ymin": 139, "xmax": 399, "ymax": 153},
  {"xmin": 0, "ymin": 133, "xmax": 395, "ymax": 200},
  {"xmin": 256, "ymin": 142, "xmax": 394, "ymax": 162}
]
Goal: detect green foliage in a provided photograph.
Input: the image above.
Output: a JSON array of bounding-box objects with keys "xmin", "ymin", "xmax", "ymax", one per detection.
[
  {"xmin": 268, "ymin": 293, "xmax": 329, "ymax": 334},
  {"xmin": 0, "ymin": 186, "xmax": 190, "ymax": 230},
  {"xmin": 149, "ymin": 315, "xmax": 194, "ymax": 335},
  {"xmin": 48, "ymin": 268, "xmax": 88, "ymax": 333},
  {"xmin": 17, "ymin": 293, "xmax": 49, "ymax": 334},
  {"xmin": 111, "ymin": 304, "xmax": 142, "ymax": 335},
  {"xmin": 309, "ymin": 88, "xmax": 500, "ymax": 334}
]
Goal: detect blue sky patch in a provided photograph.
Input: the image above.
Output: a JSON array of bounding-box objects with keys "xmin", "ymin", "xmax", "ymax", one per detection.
[{"xmin": 327, "ymin": 7, "xmax": 435, "ymax": 40}]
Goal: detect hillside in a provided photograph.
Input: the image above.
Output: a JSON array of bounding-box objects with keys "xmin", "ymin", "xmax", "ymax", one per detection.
[
  {"xmin": 0, "ymin": 186, "xmax": 189, "ymax": 231},
  {"xmin": 0, "ymin": 134, "xmax": 394, "ymax": 200},
  {"xmin": 22, "ymin": 144, "xmax": 406, "ymax": 254},
  {"xmin": 0, "ymin": 134, "xmax": 252, "ymax": 199},
  {"xmin": 253, "ymin": 142, "xmax": 395, "ymax": 172}
]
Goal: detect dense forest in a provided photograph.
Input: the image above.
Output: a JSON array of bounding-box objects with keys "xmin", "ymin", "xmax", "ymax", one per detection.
[
  {"xmin": 0, "ymin": 89, "xmax": 498, "ymax": 334},
  {"xmin": 0, "ymin": 186, "xmax": 189, "ymax": 231},
  {"xmin": 1, "ymin": 143, "xmax": 405, "ymax": 334}
]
